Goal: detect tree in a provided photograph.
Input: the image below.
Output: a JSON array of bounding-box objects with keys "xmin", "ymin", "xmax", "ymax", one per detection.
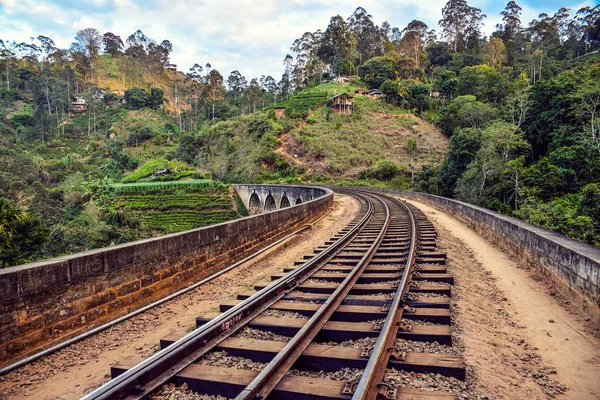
[
  {"xmin": 458, "ymin": 64, "xmax": 505, "ymax": 102},
  {"xmin": 291, "ymin": 31, "xmax": 324, "ymax": 87},
  {"xmin": 380, "ymin": 79, "xmax": 403, "ymax": 104},
  {"xmin": 206, "ymin": 69, "xmax": 225, "ymax": 120},
  {"xmin": 102, "ymin": 32, "xmax": 123, "ymax": 56},
  {"xmin": 247, "ymin": 78, "xmax": 261, "ymax": 113},
  {"xmin": 505, "ymin": 73, "xmax": 531, "ymax": 129},
  {"xmin": 227, "ymin": 70, "xmax": 247, "ymax": 99},
  {"xmin": 124, "ymin": 87, "xmax": 148, "ymax": 110},
  {"xmin": 0, "ymin": 39, "xmax": 18, "ymax": 90},
  {"xmin": 406, "ymin": 138, "xmax": 418, "ymax": 189},
  {"xmin": 577, "ymin": 72, "xmax": 600, "ymax": 154},
  {"xmin": 482, "ymin": 38, "xmax": 505, "ymax": 68},
  {"xmin": 317, "ymin": 15, "xmax": 357, "ymax": 74},
  {"xmin": 498, "ymin": 1, "xmax": 522, "ymax": 41},
  {"xmin": 399, "ymin": 20, "xmax": 430, "ymax": 67},
  {"xmin": 458, "ymin": 101, "xmax": 499, "ymax": 129},
  {"xmin": 75, "ymin": 28, "xmax": 101, "ymax": 81},
  {"xmin": 148, "ymin": 87, "xmax": 164, "ymax": 109},
  {"xmin": 348, "ymin": 7, "xmax": 384, "ymax": 64},
  {"xmin": 456, "ymin": 122, "xmax": 529, "ymax": 204},
  {"xmin": 439, "ymin": 0, "xmax": 486, "ymax": 52},
  {"xmin": 358, "ymin": 56, "xmax": 397, "ymax": 89},
  {"xmin": 504, "ymin": 156, "xmax": 526, "ymax": 210},
  {"xmin": 0, "ymin": 197, "xmax": 28, "ymax": 250},
  {"xmin": 438, "ymin": 128, "xmax": 483, "ymax": 196}
]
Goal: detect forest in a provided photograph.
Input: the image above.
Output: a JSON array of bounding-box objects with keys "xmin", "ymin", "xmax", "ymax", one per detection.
[{"xmin": 1, "ymin": 1, "xmax": 599, "ymax": 267}]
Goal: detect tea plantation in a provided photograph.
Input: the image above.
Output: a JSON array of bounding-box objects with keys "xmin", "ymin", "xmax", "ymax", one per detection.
[{"xmin": 110, "ymin": 180, "xmax": 241, "ymax": 233}]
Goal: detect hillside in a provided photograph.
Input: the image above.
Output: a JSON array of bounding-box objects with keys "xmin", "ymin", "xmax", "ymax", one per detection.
[
  {"xmin": 177, "ymin": 82, "xmax": 448, "ymax": 185},
  {"xmin": 281, "ymin": 90, "xmax": 448, "ymax": 179},
  {"xmin": 2, "ymin": 3, "xmax": 599, "ymax": 267}
]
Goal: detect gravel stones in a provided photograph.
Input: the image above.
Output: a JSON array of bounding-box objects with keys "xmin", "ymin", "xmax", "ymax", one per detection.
[
  {"xmin": 198, "ymin": 351, "xmax": 266, "ymax": 372},
  {"xmin": 288, "ymin": 367, "xmax": 363, "ymax": 382},
  {"xmin": 261, "ymin": 309, "xmax": 308, "ymax": 319},
  {"xmin": 384, "ymin": 368, "xmax": 467, "ymax": 393},
  {"xmin": 151, "ymin": 383, "xmax": 227, "ymax": 400},
  {"xmin": 318, "ymin": 337, "xmax": 377, "ymax": 348},
  {"xmin": 234, "ymin": 327, "xmax": 291, "ymax": 342},
  {"xmin": 395, "ymin": 338, "xmax": 461, "ymax": 355}
]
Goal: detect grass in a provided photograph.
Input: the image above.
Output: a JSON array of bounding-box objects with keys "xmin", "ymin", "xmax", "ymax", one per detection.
[
  {"xmin": 121, "ymin": 158, "xmax": 200, "ymax": 183},
  {"xmin": 110, "ymin": 180, "xmax": 240, "ymax": 233},
  {"xmin": 110, "ymin": 179, "xmax": 221, "ymax": 194},
  {"xmin": 264, "ymin": 82, "xmax": 366, "ymax": 118},
  {"xmin": 292, "ymin": 95, "xmax": 448, "ymax": 180}
]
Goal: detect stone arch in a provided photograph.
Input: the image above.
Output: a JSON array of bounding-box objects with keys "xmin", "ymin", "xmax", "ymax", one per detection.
[
  {"xmin": 280, "ymin": 195, "xmax": 291, "ymax": 208},
  {"xmin": 295, "ymin": 197, "xmax": 303, "ymax": 205},
  {"xmin": 249, "ymin": 192, "xmax": 262, "ymax": 214},
  {"xmin": 264, "ymin": 194, "xmax": 277, "ymax": 211}
]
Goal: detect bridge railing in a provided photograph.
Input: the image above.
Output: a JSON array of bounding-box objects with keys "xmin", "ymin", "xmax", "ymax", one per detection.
[
  {"xmin": 0, "ymin": 185, "xmax": 333, "ymax": 367},
  {"xmin": 333, "ymin": 186, "xmax": 600, "ymax": 323}
]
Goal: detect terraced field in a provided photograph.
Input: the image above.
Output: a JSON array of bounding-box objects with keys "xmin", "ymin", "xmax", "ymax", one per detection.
[{"xmin": 110, "ymin": 180, "xmax": 241, "ymax": 233}]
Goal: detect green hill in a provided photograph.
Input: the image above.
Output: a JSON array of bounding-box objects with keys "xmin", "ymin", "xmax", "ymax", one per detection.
[{"xmin": 176, "ymin": 82, "xmax": 448, "ymax": 185}]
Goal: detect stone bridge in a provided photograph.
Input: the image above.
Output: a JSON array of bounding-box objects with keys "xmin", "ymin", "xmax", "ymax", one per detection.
[{"xmin": 234, "ymin": 184, "xmax": 328, "ymax": 214}]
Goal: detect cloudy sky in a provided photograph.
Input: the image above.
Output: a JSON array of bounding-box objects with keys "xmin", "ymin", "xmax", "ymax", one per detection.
[{"xmin": 0, "ymin": 0, "xmax": 594, "ymax": 81}]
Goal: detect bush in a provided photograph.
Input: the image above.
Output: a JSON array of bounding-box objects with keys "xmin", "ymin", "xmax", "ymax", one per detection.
[
  {"xmin": 148, "ymin": 88, "xmax": 165, "ymax": 109},
  {"xmin": 124, "ymin": 88, "xmax": 148, "ymax": 110},
  {"xmin": 360, "ymin": 160, "xmax": 401, "ymax": 181},
  {"xmin": 10, "ymin": 114, "xmax": 35, "ymax": 128},
  {"xmin": 126, "ymin": 127, "xmax": 153, "ymax": 147}
]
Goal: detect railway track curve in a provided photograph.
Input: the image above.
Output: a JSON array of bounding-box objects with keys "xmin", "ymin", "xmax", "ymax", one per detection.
[{"xmin": 84, "ymin": 189, "xmax": 463, "ymax": 400}]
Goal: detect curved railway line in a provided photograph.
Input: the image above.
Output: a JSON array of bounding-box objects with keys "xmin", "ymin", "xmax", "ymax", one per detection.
[{"xmin": 83, "ymin": 189, "xmax": 463, "ymax": 400}]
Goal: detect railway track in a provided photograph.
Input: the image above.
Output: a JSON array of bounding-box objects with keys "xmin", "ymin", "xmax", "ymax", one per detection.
[{"xmin": 84, "ymin": 189, "xmax": 464, "ymax": 400}]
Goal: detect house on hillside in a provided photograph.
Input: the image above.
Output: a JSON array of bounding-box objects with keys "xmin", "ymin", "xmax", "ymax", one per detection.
[
  {"xmin": 72, "ymin": 97, "xmax": 86, "ymax": 112},
  {"xmin": 334, "ymin": 76, "xmax": 350, "ymax": 84},
  {"xmin": 167, "ymin": 64, "xmax": 177, "ymax": 71},
  {"xmin": 368, "ymin": 89, "xmax": 383, "ymax": 98},
  {"xmin": 327, "ymin": 93, "xmax": 353, "ymax": 115}
]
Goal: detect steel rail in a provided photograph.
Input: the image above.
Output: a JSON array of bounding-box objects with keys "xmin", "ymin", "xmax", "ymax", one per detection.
[
  {"xmin": 0, "ymin": 208, "xmax": 334, "ymax": 377},
  {"xmin": 82, "ymin": 193, "xmax": 374, "ymax": 400},
  {"xmin": 352, "ymin": 195, "xmax": 418, "ymax": 400},
  {"xmin": 234, "ymin": 193, "xmax": 391, "ymax": 400}
]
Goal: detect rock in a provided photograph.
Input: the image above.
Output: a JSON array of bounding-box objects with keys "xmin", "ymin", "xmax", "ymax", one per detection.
[{"xmin": 549, "ymin": 319, "xmax": 555, "ymax": 323}]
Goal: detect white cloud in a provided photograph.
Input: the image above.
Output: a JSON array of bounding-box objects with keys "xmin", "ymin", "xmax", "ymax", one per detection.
[{"xmin": 0, "ymin": 0, "xmax": 595, "ymax": 81}]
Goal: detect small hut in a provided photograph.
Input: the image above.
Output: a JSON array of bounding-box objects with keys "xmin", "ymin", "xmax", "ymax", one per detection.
[
  {"xmin": 327, "ymin": 93, "xmax": 353, "ymax": 115},
  {"xmin": 71, "ymin": 97, "xmax": 86, "ymax": 112},
  {"xmin": 368, "ymin": 89, "xmax": 383, "ymax": 98},
  {"xmin": 334, "ymin": 76, "xmax": 351, "ymax": 84},
  {"xmin": 431, "ymin": 90, "xmax": 441, "ymax": 99}
]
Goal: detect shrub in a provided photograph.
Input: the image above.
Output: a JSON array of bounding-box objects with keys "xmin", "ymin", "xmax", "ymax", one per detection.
[{"xmin": 124, "ymin": 88, "xmax": 148, "ymax": 110}]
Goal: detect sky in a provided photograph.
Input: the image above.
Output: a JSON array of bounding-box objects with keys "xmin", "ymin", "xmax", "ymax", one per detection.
[{"xmin": 0, "ymin": 0, "xmax": 595, "ymax": 82}]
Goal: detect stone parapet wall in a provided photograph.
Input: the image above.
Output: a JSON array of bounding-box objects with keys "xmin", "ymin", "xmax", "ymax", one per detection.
[
  {"xmin": 0, "ymin": 185, "xmax": 333, "ymax": 366},
  {"xmin": 353, "ymin": 187, "xmax": 600, "ymax": 322}
]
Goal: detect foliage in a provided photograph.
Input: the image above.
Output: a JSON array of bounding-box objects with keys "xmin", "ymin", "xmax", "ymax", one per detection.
[
  {"xmin": 359, "ymin": 160, "xmax": 402, "ymax": 181},
  {"xmin": 110, "ymin": 179, "xmax": 220, "ymax": 194},
  {"xmin": 358, "ymin": 57, "xmax": 397, "ymax": 89},
  {"xmin": 121, "ymin": 158, "xmax": 200, "ymax": 183}
]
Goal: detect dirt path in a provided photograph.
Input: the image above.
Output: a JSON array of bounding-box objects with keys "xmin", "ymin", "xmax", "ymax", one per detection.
[
  {"xmin": 0, "ymin": 194, "xmax": 360, "ymax": 400},
  {"xmin": 400, "ymin": 197, "xmax": 600, "ymax": 400}
]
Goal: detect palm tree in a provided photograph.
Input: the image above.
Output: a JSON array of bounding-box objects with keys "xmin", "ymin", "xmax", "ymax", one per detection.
[{"xmin": 0, "ymin": 197, "xmax": 28, "ymax": 249}]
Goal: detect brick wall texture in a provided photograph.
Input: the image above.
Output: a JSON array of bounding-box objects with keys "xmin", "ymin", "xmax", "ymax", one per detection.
[{"xmin": 0, "ymin": 186, "xmax": 333, "ymax": 366}]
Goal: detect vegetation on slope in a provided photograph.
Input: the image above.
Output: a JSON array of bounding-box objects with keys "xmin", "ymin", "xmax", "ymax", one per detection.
[
  {"xmin": 1, "ymin": 2, "xmax": 599, "ymax": 266},
  {"xmin": 110, "ymin": 182, "xmax": 238, "ymax": 232}
]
